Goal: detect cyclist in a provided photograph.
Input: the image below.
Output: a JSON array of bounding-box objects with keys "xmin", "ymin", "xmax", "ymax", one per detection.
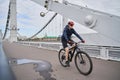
[{"xmin": 61, "ymin": 21, "xmax": 85, "ymax": 67}]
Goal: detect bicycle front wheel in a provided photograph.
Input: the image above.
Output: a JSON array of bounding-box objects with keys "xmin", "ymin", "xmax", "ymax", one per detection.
[{"xmin": 75, "ymin": 51, "xmax": 93, "ymax": 75}]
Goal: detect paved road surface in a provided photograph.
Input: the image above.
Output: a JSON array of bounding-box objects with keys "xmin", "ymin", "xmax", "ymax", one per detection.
[{"xmin": 3, "ymin": 41, "xmax": 120, "ymax": 80}]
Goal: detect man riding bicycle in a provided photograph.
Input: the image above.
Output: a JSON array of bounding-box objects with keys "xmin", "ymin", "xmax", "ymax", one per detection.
[{"xmin": 61, "ymin": 21, "xmax": 85, "ymax": 67}]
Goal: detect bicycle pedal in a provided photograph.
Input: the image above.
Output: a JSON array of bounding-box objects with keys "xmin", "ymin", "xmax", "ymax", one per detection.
[
  {"xmin": 65, "ymin": 61, "xmax": 70, "ymax": 67},
  {"xmin": 69, "ymin": 59, "xmax": 72, "ymax": 62}
]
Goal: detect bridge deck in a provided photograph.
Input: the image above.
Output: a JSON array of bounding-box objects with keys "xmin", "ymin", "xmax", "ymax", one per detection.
[{"xmin": 3, "ymin": 41, "xmax": 120, "ymax": 80}]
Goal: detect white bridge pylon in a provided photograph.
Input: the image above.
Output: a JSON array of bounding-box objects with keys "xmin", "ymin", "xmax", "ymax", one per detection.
[{"xmin": 9, "ymin": 0, "xmax": 18, "ymax": 42}]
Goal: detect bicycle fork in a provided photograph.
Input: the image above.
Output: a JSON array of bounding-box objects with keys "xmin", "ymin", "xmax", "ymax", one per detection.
[{"xmin": 77, "ymin": 52, "xmax": 85, "ymax": 64}]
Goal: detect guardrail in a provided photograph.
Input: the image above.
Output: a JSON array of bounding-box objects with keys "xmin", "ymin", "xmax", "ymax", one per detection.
[{"xmin": 16, "ymin": 41, "xmax": 120, "ymax": 61}]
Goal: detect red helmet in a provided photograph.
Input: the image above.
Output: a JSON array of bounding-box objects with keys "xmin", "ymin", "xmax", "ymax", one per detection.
[{"xmin": 68, "ymin": 21, "xmax": 74, "ymax": 26}]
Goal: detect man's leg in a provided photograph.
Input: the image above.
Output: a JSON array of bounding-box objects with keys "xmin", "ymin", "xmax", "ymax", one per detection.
[
  {"xmin": 61, "ymin": 39, "xmax": 70, "ymax": 67},
  {"xmin": 65, "ymin": 47, "xmax": 70, "ymax": 67},
  {"xmin": 65, "ymin": 47, "xmax": 69, "ymax": 61}
]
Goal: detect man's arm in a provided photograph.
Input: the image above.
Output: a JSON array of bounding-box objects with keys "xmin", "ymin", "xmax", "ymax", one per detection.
[{"xmin": 72, "ymin": 29, "xmax": 83, "ymax": 41}]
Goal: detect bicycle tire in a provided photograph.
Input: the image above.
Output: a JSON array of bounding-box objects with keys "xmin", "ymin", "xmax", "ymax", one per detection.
[
  {"xmin": 75, "ymin": 51, "xmax": 93, "ymax": 75},
  {"xmin": 58, "ymin": 49, "xmax": 67, "ymax": 67}
]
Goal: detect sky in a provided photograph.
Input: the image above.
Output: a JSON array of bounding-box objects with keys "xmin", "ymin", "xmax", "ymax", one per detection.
[{"xmin": 0, "ymin": 0, "xmax": 120, "ymax": 38}]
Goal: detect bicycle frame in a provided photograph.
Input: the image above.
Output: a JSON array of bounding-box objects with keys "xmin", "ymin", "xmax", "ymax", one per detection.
[{"xmin": 69, "ymin": 43, "xmax": 81, "ymax": 61}]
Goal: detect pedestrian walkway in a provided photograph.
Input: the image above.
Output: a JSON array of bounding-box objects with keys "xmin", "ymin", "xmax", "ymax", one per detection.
[{"xmin": 3, "ymin": 41, "xmax": 120, "ymax": 80}]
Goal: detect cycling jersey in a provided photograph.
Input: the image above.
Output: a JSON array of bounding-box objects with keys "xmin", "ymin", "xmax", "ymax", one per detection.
[{"xmin": 61, "ymin": 25, "xmax": 83, "ymax": 41}]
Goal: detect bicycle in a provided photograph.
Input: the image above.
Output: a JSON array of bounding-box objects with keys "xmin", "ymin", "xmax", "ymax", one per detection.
[{"xmin": 58, "ymin": 41, "xmax": 93, "ymax": 75}]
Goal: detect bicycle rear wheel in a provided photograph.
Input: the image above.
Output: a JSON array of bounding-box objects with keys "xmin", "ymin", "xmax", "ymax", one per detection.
[
  {"xmin": 58, "ymin": 49, "xmax": 67, "ymax": 67},
  {"xmin": 75, "ymin": 51, "xmax": 93, "ymax": 75}
]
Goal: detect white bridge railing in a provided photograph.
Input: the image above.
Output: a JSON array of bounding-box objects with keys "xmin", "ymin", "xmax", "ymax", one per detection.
[{"xmin": 16, "ymin": 41, "xmax": 120, "ymax": 61}]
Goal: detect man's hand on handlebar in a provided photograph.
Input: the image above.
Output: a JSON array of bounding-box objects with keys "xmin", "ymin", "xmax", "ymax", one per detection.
[{"xmin": 81, "ymin": 40, "xmax": 85, "ymax": 43}]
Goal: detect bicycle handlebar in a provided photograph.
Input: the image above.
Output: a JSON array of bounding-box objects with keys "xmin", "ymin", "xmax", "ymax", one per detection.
[
  {"xmin": 69, "ymin": 41, "xmax": 83, "ymax": 49},
  {"xmin": 74, "ymin": 41, "xmax": 84, "ymax": 44}
]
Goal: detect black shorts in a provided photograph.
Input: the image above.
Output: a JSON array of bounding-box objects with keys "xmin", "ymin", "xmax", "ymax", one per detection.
[{"xmin": 61, "ymin": 38, "xmax": 74, "ymax": 49}]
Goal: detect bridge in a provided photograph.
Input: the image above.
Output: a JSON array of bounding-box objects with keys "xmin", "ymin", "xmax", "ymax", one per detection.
[{"xmin": 0, "ymin": 0, "xmax": 120, "ymax": 80}]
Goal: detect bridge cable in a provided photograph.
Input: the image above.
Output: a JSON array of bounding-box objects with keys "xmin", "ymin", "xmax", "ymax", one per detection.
[
  {"xmin": 2, "ymin": 2, "xmax": 11, "ymax": 39},
  {"xmin": 28, "ymin": 13, "xmax": 57, "ymax": 39}
]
